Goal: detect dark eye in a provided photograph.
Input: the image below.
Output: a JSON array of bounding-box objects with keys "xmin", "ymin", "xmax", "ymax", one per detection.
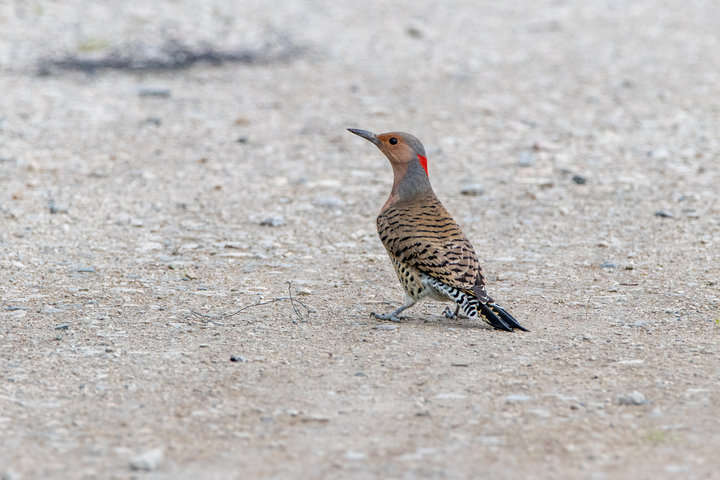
[{"xmin": 389, "ymin": 137, "xmax": 398, "ymax": 145}]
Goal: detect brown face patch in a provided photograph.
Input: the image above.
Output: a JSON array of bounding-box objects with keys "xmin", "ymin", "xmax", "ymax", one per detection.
[{"xmin": 376, "ymin": 133, "xmax": 416, "ymax": 165}]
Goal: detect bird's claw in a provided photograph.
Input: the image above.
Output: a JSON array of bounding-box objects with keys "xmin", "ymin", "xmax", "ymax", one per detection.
[
  {"xmin": 371, "ymin": 312, "xmax": 404, "ymax": 323},
  {"xmin": 444, "ymin": 306, "xmax": 467, "ymax": 320}
]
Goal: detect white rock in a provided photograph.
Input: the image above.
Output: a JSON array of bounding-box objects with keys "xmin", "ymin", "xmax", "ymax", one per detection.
[
  {"xmin": 345, "ymin": 451, "xmax": 367, "ymax": 460},
  {"xmin": 314, "ymin": 197, "xmax": 345, "ymax": 207},
  {"xmin": 2, "ymin": 469, "xmax": 20, "ymax": 480},
  {"xmin": 617, "ymin": 391, "xmax": 646, "ymax": 406},
  {"xmin": 129, "ymin": 448, "xmax": 164, "ymax": 471},
  {"xmin": 504, "ymin": 394, "xmax": 531, "ymax": 403}
]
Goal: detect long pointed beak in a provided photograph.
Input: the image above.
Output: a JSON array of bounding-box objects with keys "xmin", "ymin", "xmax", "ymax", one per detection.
[{"xmin": 347, "ymin": 128, "xmax": 381, "ymax": 147}]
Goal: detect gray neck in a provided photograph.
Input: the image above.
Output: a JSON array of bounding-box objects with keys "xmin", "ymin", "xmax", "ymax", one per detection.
[{"xmin": 392, "ymin": 160, "xmax": 433, "ymax": 202}]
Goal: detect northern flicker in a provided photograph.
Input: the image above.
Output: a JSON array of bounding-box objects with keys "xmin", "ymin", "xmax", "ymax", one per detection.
[{"xmin": 348, "ymin": 128, "xmax": 528, "ymax": 332}]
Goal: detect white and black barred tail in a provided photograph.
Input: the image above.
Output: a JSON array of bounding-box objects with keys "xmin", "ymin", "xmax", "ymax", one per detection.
[
  {"xmin": 425, "ymin": 276, "xmax": 529, "ymax": 332},
  {"xmin": 479, "ymin": 302, "xmax": 529, "ymax": 332}
]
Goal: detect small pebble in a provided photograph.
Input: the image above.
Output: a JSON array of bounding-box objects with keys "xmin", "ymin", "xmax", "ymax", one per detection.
[
  {"xmin": 517, "ymin": 151, "xmax": 536, "ymax": 167},
  {"xmin": 654, "ymin": 210, "xmax": 673, "ymax": 218},
  {"xmin": 345, "ymin": 450, "xmax": 367, "ymax": 460},
  {"xmin": 259, "ymin": 216, "xmax": 284, "ymax": 227},
  {"xmin": 72, "ymin": 265, "xmax": 96, "ymax": 273},
  {"xmin": 2, "ymin": 469, "xmax": 20, "ymax": 480},
  {"xmin": 460, "ymin": 184, "xmax": 485, "ymax": 196},
  {"xmin": 301, "ymin": 414, "xmax": 330, "ymax": 423},
  {"xmin": 406, "ymin": 25, "xmax": 423, "ymax": 38},
  {"xmin": 138, "ymin": 87, "xmax": 171, "ymax": 98},
  {"xmin": 373, "ymin": 324, "xmax": 398, "ymax": 331},
  {"xmin": 617, "ymin": 391, "xmax": 646, "ymax": 406},
  {"xmin": 617, "ymin": 359, "xmax": 645, "ymax": 366},
  {"xmin": 572, "ymin": 174, "xmax": 587, "ymax": 185},
  {"xmin": 314, "ymin": 197, "xmax": 345, "ymax": 208},
  {"xmin": 647, "ymin": 147, "xmax": 669, "ymax": 159},
  {"xmin": 48, "ymin": 201, "xmax": 69, "ymax": 214},
  {"xmin": 478, "ymin": 436, "xmax": 502, "ymax": 446},
  {"xmin": 504, "ymin": 394, "xmax": 531, "ymax": 403},
  {"xmin": 129, "ymin": 448, "xmax": 164, "ymax": 471}
]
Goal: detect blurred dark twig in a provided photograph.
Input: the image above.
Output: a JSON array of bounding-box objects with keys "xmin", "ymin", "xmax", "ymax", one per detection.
[{"xmin": 38, "ymin": 36, "xmax": 303, "ymax": 75}]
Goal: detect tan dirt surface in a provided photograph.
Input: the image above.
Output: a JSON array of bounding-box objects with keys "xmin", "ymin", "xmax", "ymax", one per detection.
[{"xmin": 1, "ymin": 1, "xmax": 719, "ymax": 479}]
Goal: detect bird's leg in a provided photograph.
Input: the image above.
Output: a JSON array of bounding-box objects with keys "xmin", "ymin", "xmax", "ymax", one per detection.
[
  {"xmin": 371, "ymin": 295, "xmax": 416, "ymax": 323},
  {"xmin": 443, "ymin": 304, "xmax": 461, "ymax": 319}
]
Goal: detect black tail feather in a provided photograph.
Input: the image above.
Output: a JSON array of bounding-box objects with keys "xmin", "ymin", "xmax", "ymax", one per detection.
[
  {"xmin": 489, "ymin": 303, "xmax": 530, "ymax": 332},
  {"xmin": 478, "ymin": 302, "xmax": 513, "ymax": 331},
  {"xmin": 425, "ymin": 277, "xmax": 527, "ymax": 332}
]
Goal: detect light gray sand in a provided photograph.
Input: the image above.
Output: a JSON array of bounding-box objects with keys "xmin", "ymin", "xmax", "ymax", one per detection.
[{"xmin": 1, "ymin": 1, "xmax": 719, "ymax": 478}]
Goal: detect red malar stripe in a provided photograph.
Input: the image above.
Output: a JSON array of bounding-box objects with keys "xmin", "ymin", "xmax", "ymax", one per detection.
[{"xmin": 417, "ymin": 154, "xmax": 428, "ymax": 176}]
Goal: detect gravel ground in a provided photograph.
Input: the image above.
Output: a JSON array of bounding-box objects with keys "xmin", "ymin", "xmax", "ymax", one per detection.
[{"xmin": 1, "ymin": 1, "xmax": 719, "ymax": 479}]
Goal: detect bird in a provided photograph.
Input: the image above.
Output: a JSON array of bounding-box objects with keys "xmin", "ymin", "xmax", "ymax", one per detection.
[{"xmin": 347, "ymin": 128, "xmax": 528, "ymax": 332}]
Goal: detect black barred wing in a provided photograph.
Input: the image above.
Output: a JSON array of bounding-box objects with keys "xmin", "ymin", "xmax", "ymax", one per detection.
[{"xmin": 377, "ymin": 194, "xmax": 489, "ymax": 301}]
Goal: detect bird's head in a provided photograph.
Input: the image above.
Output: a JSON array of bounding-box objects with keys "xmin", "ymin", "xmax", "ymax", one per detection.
[{"xmin": 347, "ymin": 129, "xmax": 428, "ymax": 177}]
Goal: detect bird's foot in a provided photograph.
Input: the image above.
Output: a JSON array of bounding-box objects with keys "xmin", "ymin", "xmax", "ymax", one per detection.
[
  {"xmin": 443, "ymin": 306, "xmax": 467, "ymax": 320},
  {"xmin": 370, "ymin": 312, "xmax": 404, "ymax": 323}
]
